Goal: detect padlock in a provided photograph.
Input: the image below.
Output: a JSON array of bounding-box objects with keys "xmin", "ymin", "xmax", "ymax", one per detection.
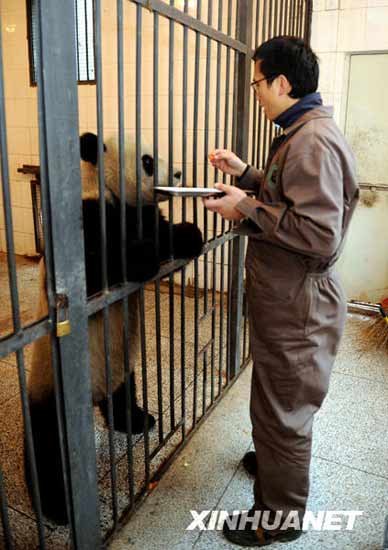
[
  {"xmin": 56, "ymin": 319, "xmax": 71, "ymax": 338},
  {"xmin": 56, "ymin": 293, "xmax": 71, "ymax": 338}
]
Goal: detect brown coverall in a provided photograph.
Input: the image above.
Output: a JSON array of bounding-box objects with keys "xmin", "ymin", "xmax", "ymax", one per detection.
[{"xmin": 235, "ymin": 106, "xmax": 359, "ymax": 519}]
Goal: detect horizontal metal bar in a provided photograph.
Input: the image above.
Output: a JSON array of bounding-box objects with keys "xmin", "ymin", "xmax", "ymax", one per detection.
[
  {"xmin": 132, "ymin": 0, "xmax": 249, "ymax": 53},
  {"xmin": 198, "ymin": 339, "xmax": 213, "ymax": 358},
  {"xmin": 87, "ymin": 231, "xmax": 236, "ymax": 315},
  {"xmin": 348, "ymin": 300, "xmax": 380, "ymax": 314},
  {"xmin": 0, "ymin": 318, "xmax": 52, "ymax": 360},
  {"xmin": 199, "ymin": 305, "xmax": 216, "ymax": 324},
  {"xmin": 359, "ymin": 183, "xmax": 388, "ymax": 191}
]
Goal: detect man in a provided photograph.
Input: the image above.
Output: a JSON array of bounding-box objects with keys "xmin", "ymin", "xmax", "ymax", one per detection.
[{"xmin": 204, "ymin": 36, "xmax": 359, "ymax": 547}]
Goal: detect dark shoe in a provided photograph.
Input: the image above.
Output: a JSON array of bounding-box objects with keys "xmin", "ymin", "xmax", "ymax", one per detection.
[
  {"xmin": 223, "ymin": 511, "xmax": 303, "ymax": 547},
  {"xmin": 242, "ymin": 451, "xmax": 257, "ymax": 477}
]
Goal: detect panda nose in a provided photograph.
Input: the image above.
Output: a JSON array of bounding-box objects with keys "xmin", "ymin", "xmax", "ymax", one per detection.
[{"xmin": 174, "ymin": 170, "xmax": 182, "ymax": 179}]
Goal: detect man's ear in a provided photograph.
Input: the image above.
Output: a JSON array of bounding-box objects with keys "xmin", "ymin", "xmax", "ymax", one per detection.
[{"xmin": 278, "ymin": 74, "xmax": 292, "ymax": 97}]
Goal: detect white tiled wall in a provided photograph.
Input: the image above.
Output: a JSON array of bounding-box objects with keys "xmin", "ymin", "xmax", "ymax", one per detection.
[
  {"xmin": 312, "ymin": 0, "xmax": 388, "ymax": 127},
  {"xmin": 0, "ymin": 0, "xmax": 38, "ymax": 255}
]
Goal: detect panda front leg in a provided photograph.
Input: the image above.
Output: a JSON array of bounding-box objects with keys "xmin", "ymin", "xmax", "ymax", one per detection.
[
  {"xmin": 25, "ymin": 393, "xmax": 69, "ymax": 525},
  {"xmin": 98, "ymin": 372, "xmax": 156, "ymax": 434}
]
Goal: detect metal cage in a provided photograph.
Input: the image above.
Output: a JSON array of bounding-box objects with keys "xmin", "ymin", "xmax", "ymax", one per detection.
[{"xmin": 0, "ymin": 1, "xmax": 312, "ymax": 548}]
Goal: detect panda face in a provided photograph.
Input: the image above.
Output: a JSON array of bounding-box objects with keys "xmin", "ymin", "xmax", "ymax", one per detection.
[{"xmin": 80, "ymin": 132, "xmax": 182, "ymax": 205}]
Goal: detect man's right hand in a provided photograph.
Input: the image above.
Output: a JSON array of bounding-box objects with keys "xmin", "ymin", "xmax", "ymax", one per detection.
[{"xmin": 208, "ymin": 149, "xmax": 247, "ymax": 177}]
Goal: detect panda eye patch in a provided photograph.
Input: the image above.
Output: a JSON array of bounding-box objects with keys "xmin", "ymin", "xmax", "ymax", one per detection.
[{"xmin": 142, "ymin": 154, "xmax": 154, "ymax": 176}]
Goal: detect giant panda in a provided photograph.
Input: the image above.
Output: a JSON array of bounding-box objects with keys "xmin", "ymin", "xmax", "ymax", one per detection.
[{"xmin": 25, "ymin": 132, "xmax": 203, "ymax": 524}]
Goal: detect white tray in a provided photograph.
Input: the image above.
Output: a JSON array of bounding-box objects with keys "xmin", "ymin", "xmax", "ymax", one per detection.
[{"xmin": 154, "ymin": 186, "xmax": 224, "ymax": 197}]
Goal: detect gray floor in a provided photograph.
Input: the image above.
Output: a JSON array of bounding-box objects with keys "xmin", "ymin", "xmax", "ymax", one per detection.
[{"xmin": 109, "ymin": 316, "xmax": 388, "ymax": 550}]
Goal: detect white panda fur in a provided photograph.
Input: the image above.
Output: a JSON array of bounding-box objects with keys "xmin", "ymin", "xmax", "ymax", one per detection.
[{"xmin": 25, "ymin": 132, "xmax": 203, "ymax": 525}]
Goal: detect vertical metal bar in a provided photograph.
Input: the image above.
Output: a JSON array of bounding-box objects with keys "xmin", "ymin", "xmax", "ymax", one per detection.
[
  {"xmin": 193, "ymin": 257, "xmax": 199, "ymax": 426},
  {"xmin": 284, "ymin": 0, "xmax": 289, "ymax": 34},
  {"xmin": 267, "ymin": 0, "xmax": 275, "ymax": 148},
  {"xmin": 203, "ymin": 0, "xmax": 212, "ymax": 318},
  {"xmin": 95, "ymin": 0, "xmax": 119, "ymax": 526},
  {"xmin": 226, "ymin": 238, "xmax": 233, "ymax": 383},
  {"xmin": 0, "ymin": 467, "xmax": 14, "ymax": 550},
  {"xmin": 192, "ymin": 0, "xmax": 201, "ymax": 427},
  {"xmin": 140, "ymin": 288, "xmax": 152, "ymax": 484},
  {"xmin": 36, "ymin": 0, "xmax": 101, "ymax": 546},
  {"xmin": 300, "ymin": 0, "xmax": 305, "ymax": 36},
  {"xmin": 222, "ymin": 45, "xmax": 231, "ymax": 236},
  {"xmin": 117, "ymin": 0, "xmax": 126, "ymax": 284},
  {"xmin": 122, "ymin": 315, "xmax": 135, "ymax": 509},
  {"xmin": 154, "ymin": 13, "xmax": 160, "ymax": 262},
  {"xmin": 180, "ymin": 266, "xmax": 186, "ymax": 439},
  {"xmin": 260, "ymin": 0, "xmax": 268, "ymax": 171},
  {"xmin": 279, "ymin": 0, "xmax": 285, "ymax": 34},
  {"xmin": 155, "ymin": 280, "xmax": 164, "ymax": 442},
  {"xmin": 192, "ymin": 0, "xmax": 201, "ymax": 228},
  {"xmin": 35, "ymin": 3, "xmax": 75, "ymax": 543},
  {"xmin": 274, "ymin": 0, "xmax": 279, "ymax": 36},
  {"xmin": 267, "ymin": 0, "xmax": 273, "ymax": 38},
  {"xmin": 84, "ymin": 0, "xmax": 90, "ymax": 79},
  {"xmin": 117, "ymin": 0, "xmax": 135, "ymax": 512},
  {"xmin": 295, "ymin": 0, "xmax": 301, "ymax": 36},
  {"xmin": 168, "ymin": 1, "xmax": 176, "ymax": 431},
  {"xmin": 228, "ymin": 0, "xmax": 252, "ymax": 379},
  {"xmin": 218, "ymin": 242, "xmax": 225, "ymax": 395},
  {"xmin": 213, "ymin": 0, "xmax": 222, "ymax": 239},
  {"xmin": 305, "ymin": 0, "xmax": 313, "ymax": 44},
  {"xmin": 251, "ymin": 0, "xmax": 260, "ymax": 166},
  {"xmin": 152, "ymin": 8, "xmax": 162, "ymax": 450},
  {"xmin": 210, "ymin": 247, "xmax": 217, "ymax": 404},
  {"xmin": 182, "ymin": 0, "xmax": 188, "ymax": 222},
  {"xmin": 136, "ymin": 4, "xmax": 143, "ymax": 240},
  {"xmin": 169, "ymin": 274, "xmax": 176, "ymax": 429},
  {"xmin": 295, "ymin": 0, "xmax": 300, "ymax": 36},
  {"xmin": 290, "ymin": 0, "xmax": 296, "ymax": 35}
]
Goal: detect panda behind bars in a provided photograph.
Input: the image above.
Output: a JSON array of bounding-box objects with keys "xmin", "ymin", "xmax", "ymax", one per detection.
[{"xmin": 25, "ymin": 132, "xmax": 203, "ymax": 524}]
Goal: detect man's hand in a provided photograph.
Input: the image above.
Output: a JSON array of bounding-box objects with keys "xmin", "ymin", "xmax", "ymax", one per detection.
[
  {"xmin": 203, "ymin": 183, "xmax": 247, "ymax": 221},
  {"xmin": 208, "ymin": 149, "xmax": 247, "ymax": 177}
]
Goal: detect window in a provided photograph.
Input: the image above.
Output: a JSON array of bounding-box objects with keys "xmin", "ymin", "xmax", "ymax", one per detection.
[{"xmin": 27, "ymin": 0, "xmax": 95, "ymax": 85}]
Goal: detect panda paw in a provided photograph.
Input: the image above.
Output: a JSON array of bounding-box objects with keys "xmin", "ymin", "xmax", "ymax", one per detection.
[
  {"xmin": 173, "ymin": 223, "xmax": 203, "ymax": 259},
  {"xmin": 127, "ymin": 239, "xmax": 160, "ymax": 282},
  {"xmin": 131, "ymin": 406, "xmax": 156, "ymax": 434}
]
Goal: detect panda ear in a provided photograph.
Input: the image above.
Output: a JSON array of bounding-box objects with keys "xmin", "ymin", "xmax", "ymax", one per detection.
[{"xmin": 80, "ymin": 132, "xmax": 107, "ymax": 165}]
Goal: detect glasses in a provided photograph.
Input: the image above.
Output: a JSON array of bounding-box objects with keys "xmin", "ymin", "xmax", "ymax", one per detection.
[{"xmin": 250, "ymin": 75, "xmax": 276, "ymax": 92}]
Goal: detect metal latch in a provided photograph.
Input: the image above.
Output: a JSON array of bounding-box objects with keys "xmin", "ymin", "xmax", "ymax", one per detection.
[{"xmin": 56, "ymin": 293, "xmax": 71, "ymax": 337}]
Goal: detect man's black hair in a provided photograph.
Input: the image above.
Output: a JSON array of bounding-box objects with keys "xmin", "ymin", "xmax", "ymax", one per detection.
[{"xmin": 252, "ymin": 36, "xmax": 319, "ymax": 99}]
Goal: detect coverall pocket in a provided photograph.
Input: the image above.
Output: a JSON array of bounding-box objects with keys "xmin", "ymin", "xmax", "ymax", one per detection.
[
  {"xmin": 271, "ymin": 362, "xmax": 316, "ymax": 416},
  {"xmin": 304, "ymin": 275, "xmax": 346, "ymax": 339}
]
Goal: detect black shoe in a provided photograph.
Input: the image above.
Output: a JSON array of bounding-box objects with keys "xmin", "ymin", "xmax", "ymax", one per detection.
[
  {"xmin": 242, "ymin": 451, "xmax": 257, "ymax": 477},
  {"xmin": 223, "ymin": 511, "xmax": 303, "ymax": 547}
]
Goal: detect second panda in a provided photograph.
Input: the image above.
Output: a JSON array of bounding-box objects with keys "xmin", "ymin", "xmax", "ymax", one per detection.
[{"xmin": 26, "ymin": 132, "xmax": 203, "ymax": 524}]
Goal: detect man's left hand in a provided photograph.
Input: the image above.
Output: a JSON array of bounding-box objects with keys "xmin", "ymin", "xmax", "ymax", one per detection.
[{"xmin": 203, "ymin": 183, "xmax": 247, "ymax": 221}]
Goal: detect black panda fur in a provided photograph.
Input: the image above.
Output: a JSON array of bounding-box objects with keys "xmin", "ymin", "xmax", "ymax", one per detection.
[{"xmin": 25, "ymin": 132, "xmax": 203, "ymax": 524}]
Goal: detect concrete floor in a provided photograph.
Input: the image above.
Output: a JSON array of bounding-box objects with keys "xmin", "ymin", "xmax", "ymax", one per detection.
[
  {"xmin": 1, "ymin": 254, "xmax": 387, "ymax": 549},
  {"xmin": 108, "ymin": 316, "xmax": 388, "ymax": 550}
]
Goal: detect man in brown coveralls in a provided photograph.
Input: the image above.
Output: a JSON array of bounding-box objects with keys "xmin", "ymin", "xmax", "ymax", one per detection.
[{"xmin": 204, "ymin": 36, "xmax": 359, "ymax": 547}]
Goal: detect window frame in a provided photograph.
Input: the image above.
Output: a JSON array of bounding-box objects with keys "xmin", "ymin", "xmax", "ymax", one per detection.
[{"xmin": 26, "ymin": 0, "xmax": 96, "ymax": 87}]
